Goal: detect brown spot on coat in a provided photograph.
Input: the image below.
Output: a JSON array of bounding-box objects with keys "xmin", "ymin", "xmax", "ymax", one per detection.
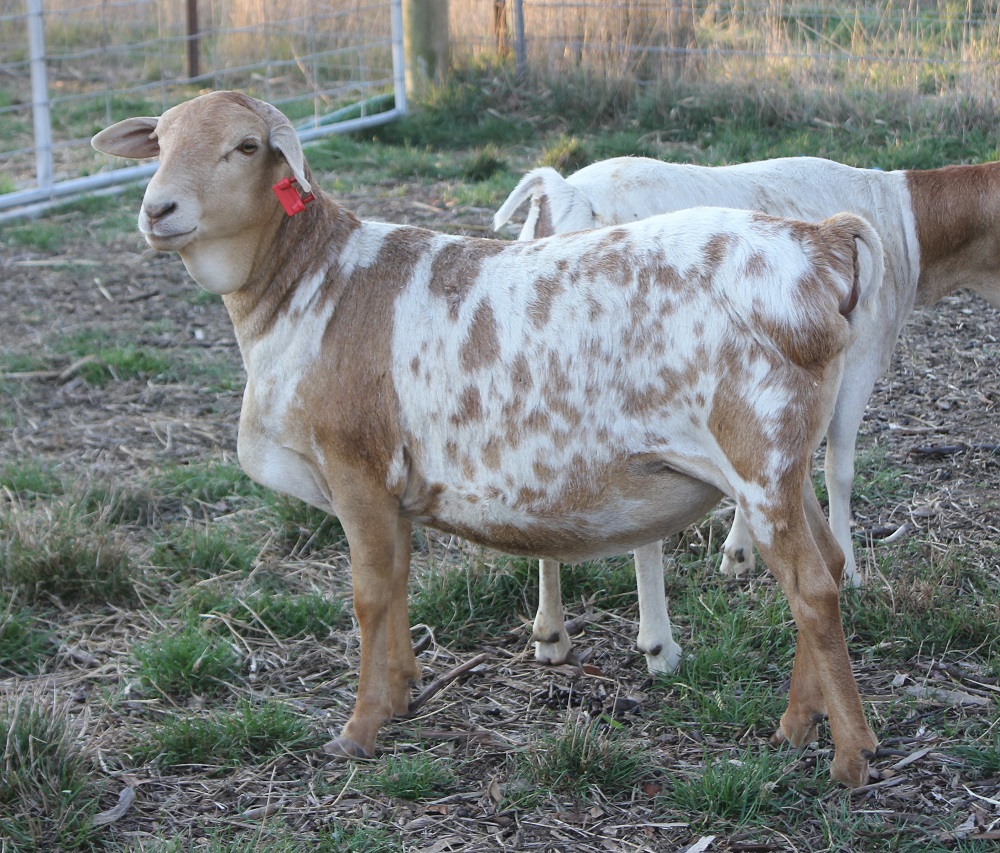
[
  {"xmin": 451, "ymin": 385, "xmax": 483, "ymax": 426},
  {"xmin": 428, "ymin": 239, "xmax": 507, "ymax": 321},
  {"xmin": 460, "ymin": 299, "xmax": 501, "ymax": 372}
]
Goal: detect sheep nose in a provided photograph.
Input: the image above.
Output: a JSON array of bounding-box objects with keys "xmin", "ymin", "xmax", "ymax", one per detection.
[{"xmin": 144, "ymin": 200, "xmax": 177, "ymax": 223}]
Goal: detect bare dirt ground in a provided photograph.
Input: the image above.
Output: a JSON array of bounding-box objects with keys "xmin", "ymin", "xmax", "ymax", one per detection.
[{"xmin": 1, "ymin": 174, "xmax": 999, "ymax": 851}]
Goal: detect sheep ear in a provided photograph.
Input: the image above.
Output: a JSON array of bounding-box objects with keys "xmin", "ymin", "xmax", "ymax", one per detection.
[
  {"xmin": 269, "ymin": 124, "xmax": 311, "ymax": 194},
  {"xmin": 91, "ymin": 117, "xmax": 160, "ymax": 159}
]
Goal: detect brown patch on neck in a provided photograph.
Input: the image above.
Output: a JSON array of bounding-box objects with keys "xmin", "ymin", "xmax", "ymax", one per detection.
[
  {"xmin": 907, "ymin": 162, "xmax": 1000, "ymax": 303},
  {"xmin": 224, "ymin": 193, "xmax": 361, "ymax": 339}
]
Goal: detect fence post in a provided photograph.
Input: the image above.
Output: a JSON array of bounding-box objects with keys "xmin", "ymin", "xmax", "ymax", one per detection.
[
  {"xmin": 27, "ymin": 0, "xmax": 52, "ymax": 192},
  {"xmin": 186, "ymin": 0, "xmax": 200, "ymax": 80},
  {"xmin": 512, "ymin": 0, "xmax": 526, "ymax": 80},
  {"xmin": 390, "ymin": 0, "xmax": 407, "ymax": 114}
]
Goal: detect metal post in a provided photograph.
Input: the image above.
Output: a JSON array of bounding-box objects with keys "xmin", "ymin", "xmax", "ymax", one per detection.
[
  {"xmin": 512, "ymin": 0, "xmax": 526, "ymax": 81},
  {"xmin": 186, "ymin": 0, "xmax": 200, "ymax": 80},
  {"xmin": 27, "ymin": 0, "xmax": 53, "ymax": 192},
  {"xmin": 390, "ymin": 0, "xmax": 407, "ymax": 115}
]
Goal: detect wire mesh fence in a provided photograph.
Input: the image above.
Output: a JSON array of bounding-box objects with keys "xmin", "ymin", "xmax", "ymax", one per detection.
[
  {"xmin": 454, "ymin": 0, "xmax": 1000, "ymax": 112},
  {"xmin": 0, "ymin": 0, "xmax": 404, "ymax": 218}
]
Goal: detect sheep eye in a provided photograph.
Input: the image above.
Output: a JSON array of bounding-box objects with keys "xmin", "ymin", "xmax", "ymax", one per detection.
[{"xmin": 237, "ymin": 139, "xmax": 259, "ymax": 155}]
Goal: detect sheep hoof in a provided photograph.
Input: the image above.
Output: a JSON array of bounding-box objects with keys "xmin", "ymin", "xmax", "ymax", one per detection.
[{"xmin": 323, "ymin": 736, "xmax": 372, "ymax": 760}]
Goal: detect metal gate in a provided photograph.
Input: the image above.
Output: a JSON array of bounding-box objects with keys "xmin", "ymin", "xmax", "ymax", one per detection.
[{"xmin": 0, "ymin": 0, "xmax": 406, "ymax": 221}]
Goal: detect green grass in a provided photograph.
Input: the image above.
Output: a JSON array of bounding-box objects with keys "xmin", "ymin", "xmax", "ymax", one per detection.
[
  {"xmin": 0, "ymin": 459, "xmax": 65, "ymax": 498},
  {"xmin": 365, "ymin": 753, "xmax": 459, "ymax": 801},
  {"xmin": 153, "ymin": 460, "xmax": 260, "ymax": 506},
  {"xmin": 515, "ymin": 715, "xmax": 652, "ymax": 803},
  {"xmin": 134, "ymin": 623, "xmax": 241, "ymax": 698},
  {"xmin": 409, "ymin": 552, "xmax": 640, "ymax": 650},
  {"xmin": 0, "ymin": 507, "xmax": 137, "ymax": 606},
  {"xmin": 192, "ymin": 589, "xmax": 346, "ymax": 640},
  {"xmin": 658, "ymin": 747, "xmax": 793, "ymax": 824},
  {"xmin": 843, "ymin": 544, "xmax": 1000, "ymax": 661},
  {"xmin": 0, "ymin": 696, "xmax": 105, "ymax": 851},
  {"xmin": 0, "ymin": 602, "xmax": 51, "ymax": 675},
  {"xmin": 133, "ymin": 699, "xmax": 319, "ymax": 769},
  {"xmin": 152, "ymin": 522, "xmax": 260, "ymax": 580},
  {"xmin": 117, "ymin": 821, "xmax": 402, "ymax": 853}
]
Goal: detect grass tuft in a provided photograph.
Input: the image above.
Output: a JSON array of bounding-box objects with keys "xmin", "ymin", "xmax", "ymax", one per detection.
[
  {"xmin": 365, "ymin": 753, "xmax": 459, "ymax": 801},
  {"xmin": 0, "ymin": 695, "xmax": 104, "ymax": 850},
  {"xmin": 134, "ymin": 699, "xmax": 319, "ymax": 769},
  {"xmin": 0, "ymin": 507, "xmax": 137, "ymax": 606},
  {"xmin": 659, "ymin": 748, "xmax": 788, "ymax": 824},
  {"xmin": 517, "ymin": 715, "xmax": 651, "ymax": 802},
  {"xmin": 134, "ymin": 623, "xmax": 241, "ymax": 698},
  {"xmin": 0, "ymin": 602, "xmax": 52, "ymax": 675}
]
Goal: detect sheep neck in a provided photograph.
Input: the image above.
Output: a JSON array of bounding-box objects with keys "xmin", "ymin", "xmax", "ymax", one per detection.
[{"xmin": 907, "ymin": 160, "xmax": 1000, "ymax": 308}]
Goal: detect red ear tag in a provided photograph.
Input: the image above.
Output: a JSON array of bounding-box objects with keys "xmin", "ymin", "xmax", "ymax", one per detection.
[{"xmin": 272, "ymin": 177, "xmax": 315, "ymax": 216}]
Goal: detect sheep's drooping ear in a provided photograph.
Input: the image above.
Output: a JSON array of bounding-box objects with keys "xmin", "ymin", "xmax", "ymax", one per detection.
[
  {"xmin": 268, "ymin": 124, "xmax": 311, "ymax": 194},
  {"xmin": 91, "ymin": 117, "xmax": 160, "ymax": 159}
]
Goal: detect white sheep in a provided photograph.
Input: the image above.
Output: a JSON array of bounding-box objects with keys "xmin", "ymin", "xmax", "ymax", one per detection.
[
  {"xmin": 495, "ymin": 154, "xmax": 1000, "ymax": 669},
  {"xmin": 92, "ymin": 92, "xmax": 882, "ymax": 786}
]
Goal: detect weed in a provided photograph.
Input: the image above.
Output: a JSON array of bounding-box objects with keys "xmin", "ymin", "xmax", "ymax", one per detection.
[
  {"xmin": 517, "ymin": 714, "xmax": 651, "ymax": 801},
  {"xmin": 0, "ymin": 460, "xmax": 64, "ymax": 498},
  {"xmin": 540, "ymin": 135, "xmax": 590, "ymax": 172},
  {"xmin": 0, "ymin": 507, "xmax": 137, "ymax": 606},
  {"xmin": 153, "ymin": 522, "xmax": 259, "ymax": 579},
  {"xmin": 463, "ymin": 144, "xmax": 508, "ymax": 181},
  {"xmin": 659, "ymin": 747, "xmax": 787, "ymax": 824},
  {"xmin": 0, "ymin": 602, "xmax": 51, "ymax": 675},
  {"xmin": 365, "ymin": 753, "xmax": 459, "ymax": 801},
  {"xmin": 134, "ymin": 699, "xmax": 318, "ymax": 769},
  {"xmin": 0, "ymin": 695, "xmax": 104, "ymax": 850},
  {"xmin": 134, "ymin": 623, "xmax": 240, "ymax": 698}
]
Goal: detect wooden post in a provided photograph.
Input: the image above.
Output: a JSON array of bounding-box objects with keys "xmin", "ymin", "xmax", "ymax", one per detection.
[
  {"xmin": 186, "ymin": 0, "xmax": 200, "ymax": 80},
  {"xmin": 493, "ymin": 0, "xmax": 509, "ymax": 56},
  {"xmin": 402, "ymin": 0, "xmax": 449, "ymax": 94}
]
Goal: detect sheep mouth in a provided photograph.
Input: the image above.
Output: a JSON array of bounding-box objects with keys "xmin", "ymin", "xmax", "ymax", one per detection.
[{"xmin": 143, "ymin": 228, "xmax": 197, "ymax": 251}]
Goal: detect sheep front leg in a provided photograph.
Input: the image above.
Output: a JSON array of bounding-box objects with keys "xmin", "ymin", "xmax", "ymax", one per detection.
[
  {"xmin": 634, "ymin": 541, "xmax": 682, "ymax": 674},
  {"xmin": 325, "ymin": 501, "xmax": 415, "ymax": 760},
  {"xmin": 752, "ymin": 493, "xmax": 877, "ymax": 787},
  {"xmin": 533, "ymin": 558, "xmax": 573, "ymax": 664}
]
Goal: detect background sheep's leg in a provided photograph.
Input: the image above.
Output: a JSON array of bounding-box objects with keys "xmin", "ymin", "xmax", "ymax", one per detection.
[
  {"xmin": 719, "ymin": 508, "xmax": 755, "ymax": 576},
  {"xmin": 634, "ymin": 541, "xmax": 681, "ymax": 674},
  {"xmin": 533, "ymin": 558, "xmax": 572, "ymax": 664},
  {"xmin": 823, "ymin": 361, "xmax": 883, "ymax": 587}
]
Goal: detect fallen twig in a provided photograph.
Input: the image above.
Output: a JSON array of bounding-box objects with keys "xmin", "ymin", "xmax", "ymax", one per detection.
[
  {"xmin": 909, "ymin": 443, "xmax": 1000, "ymax": 457},
  {"xmin": 407, "ymin": 652, "xmax": 490, "ymax": 714}
]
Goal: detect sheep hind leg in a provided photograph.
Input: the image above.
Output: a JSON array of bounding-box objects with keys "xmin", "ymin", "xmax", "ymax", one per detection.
[{"xmin": 753, "ymin": 489, "xmax": 877, "ymax": 787}]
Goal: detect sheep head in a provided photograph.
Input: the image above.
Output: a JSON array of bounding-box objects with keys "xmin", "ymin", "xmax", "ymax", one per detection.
[{"xmin": 92, "ymin": 91, "xmax": 312, "ymax": 294}]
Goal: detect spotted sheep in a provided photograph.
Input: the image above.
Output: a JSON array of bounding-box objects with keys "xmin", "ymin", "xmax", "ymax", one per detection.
[
  {"xmin": 93, "ymin": 91, "xmax": 883, "ymax": 786},
  {"xmin": 495, "ymin": 154, "xmax": 1000, "ymax": 672}
]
